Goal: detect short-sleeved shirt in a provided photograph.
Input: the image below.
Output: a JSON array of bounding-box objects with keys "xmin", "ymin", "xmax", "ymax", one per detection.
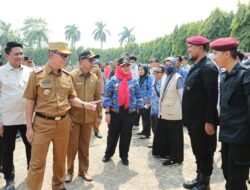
[
  {"xmin": 0, "ymin": 63, "xmax": 32, "ymax": 125},
  {"xmin": 23, "ymin": 63, "xmax": 77, "ymax": 117},
  {"xmin": 70, "ymin": 67, "xmax": 102, "ymax": 124}
]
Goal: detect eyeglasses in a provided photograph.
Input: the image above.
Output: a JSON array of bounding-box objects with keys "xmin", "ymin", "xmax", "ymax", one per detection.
[{"xmin": 54, "ymin": 51, "xmax": 69, "ymax": 59}]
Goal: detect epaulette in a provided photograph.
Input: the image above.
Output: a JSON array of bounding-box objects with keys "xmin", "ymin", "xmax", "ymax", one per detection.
[
  {"xmin": 62, "ymin": 69, "xmax": 70, "ymax": 75},
  {"xmin": 33, "ymin": 67, "xmax": 44, "ymax": 74}
]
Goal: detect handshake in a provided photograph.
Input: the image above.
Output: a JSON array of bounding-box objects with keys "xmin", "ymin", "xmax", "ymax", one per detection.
[{"xmin": 83, "ymin": 100, "xmax": 102, "ymax": 111}]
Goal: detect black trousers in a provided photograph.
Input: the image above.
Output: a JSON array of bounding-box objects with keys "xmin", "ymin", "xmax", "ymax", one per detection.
[
  {"xmin": 105, "ymin": 107, "xmax": 135, "ymax": 160},
  {"xmin": 150, "ymin": 115, "xmax": 159, "ymax": 134},
  {"xmin": 3, "ymin": 125, "xmax": 31, "ymax": 181},
  {"xmin": 0, "ymin": 137, "xmax": 2, "ymax": 167},
  {"xmin": 140, "ymin": 108, "xmax": 151, "ymax": 137},
  {"xmin": 221, "ymin": 142, "xmax": 250, "ymax": 190},
  {"xmin": 187, "ymin": 124, "xmax": 217, "ymax": 176},
  {"xmin": 133, "ymin": 111, "xmax": 140, "ymax": 126},
  {"xmin": 167, "ymin": 120, "xmax": 184, "ymax": 163}
]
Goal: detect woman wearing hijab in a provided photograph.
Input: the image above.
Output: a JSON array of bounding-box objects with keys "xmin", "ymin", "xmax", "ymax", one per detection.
[
  {"xmin": 102, "ymin": 57, "xmax": 142, "ymax": 165},
  {"xmin": 136, "ymin": 64, "xmax": 153, "ymax": 139},
  {"xmin": 152, "ymin": 57, "xmax": 184, "ymax": 166}
]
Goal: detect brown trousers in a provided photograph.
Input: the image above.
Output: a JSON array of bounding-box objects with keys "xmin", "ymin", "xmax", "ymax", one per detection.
[
  {"xmin": 93, "ymin": 123, "xmax": 99, "ymax": 133},
  {"xmin": 27, "ymin": 115, "xmax": 70, "ymax": 190},
  {"xmin": 66, "ymin": 122, "xmax": 92, "ymax": 176}
]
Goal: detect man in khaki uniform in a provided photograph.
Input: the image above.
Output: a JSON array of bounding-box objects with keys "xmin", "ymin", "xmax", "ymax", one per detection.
[
  {"xmin": 23, "ymin": 42, "xmax": 96, "ymax": 190},
  {"xmin": 65, "ymin": 50, "xmax": 102, "ymax": 183},
  {"xmin": 91, "ymin": 61, "xmax": 104, "ymax": 138}
]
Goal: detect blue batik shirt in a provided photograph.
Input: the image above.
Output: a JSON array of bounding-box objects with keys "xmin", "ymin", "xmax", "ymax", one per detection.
[
  {"xmin": 139, "ymin": 75, "xmax": 153, "ymax": 105},
  {"xmin": 177, "ymin": 67, "xmax": 188, "ymax": 80},
  {"xmin": 103, "ymin": 76, "xmax": 143, "ymax": 113},
  {"xmin": 150, "ymin": 78, "xmax": 161, "ymax": 116}
]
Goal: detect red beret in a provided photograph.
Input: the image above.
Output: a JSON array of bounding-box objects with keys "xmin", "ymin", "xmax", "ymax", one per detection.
[
  {"xmin": 186, "ymin": 36, "xmax": 210, "ymax": 45},
  {"xmin": 210, "ymin": 37, "xmax": 239, "ymax": 51}
]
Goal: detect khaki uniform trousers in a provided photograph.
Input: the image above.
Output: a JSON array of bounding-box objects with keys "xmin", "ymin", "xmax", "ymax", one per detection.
[
  {"xmin": 93, "ymin": 123, "xmax": 99, "ymax": 133},
  {"xmin": 27, "ymin": 115, "xmax": 70, "ymax": 190},
  {"xmin": 66, "ymin": 123, "xmax": 92, "ymax": 176}
]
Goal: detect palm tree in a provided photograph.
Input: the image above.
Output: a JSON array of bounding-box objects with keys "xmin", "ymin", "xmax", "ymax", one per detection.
[
  {"xmin": 0, "ymin": 20, "xmax": 20, "ymax": 54},
  {"xmin": 118, "ymin": 27, "xmax": 135, "ymax": 47},
  {"xmin": 92, "ymin": 21, "xmax": 111, "ymax": 49},
  {"xmin": 22, "ymin": 17, "xmax": 49, "ymax": 48},
  {"xmin": 65, "ymin": 24, "xmax": 81, "ymax": 48}
]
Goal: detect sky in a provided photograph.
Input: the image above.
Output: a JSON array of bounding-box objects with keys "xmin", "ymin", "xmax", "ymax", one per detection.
[{"xmin": 0, "ymin": 0, "xmax": 249, "ymax": 49}]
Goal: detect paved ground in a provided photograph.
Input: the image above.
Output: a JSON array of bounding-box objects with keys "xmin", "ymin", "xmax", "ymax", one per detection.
[{"xmin": 0, "ymin": 122, "xmax": 249, "ymax": 190}]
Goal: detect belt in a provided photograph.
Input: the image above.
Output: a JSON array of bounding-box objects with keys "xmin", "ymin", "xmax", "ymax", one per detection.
[{"xmin": 36, "ymin": 112, "xmax": 67, "ymax": 121}]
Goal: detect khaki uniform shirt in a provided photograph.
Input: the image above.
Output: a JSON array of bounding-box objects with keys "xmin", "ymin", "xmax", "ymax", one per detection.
[
  {"xmin": 70, "ymin": 67, "xmax": 102, "ymax": 124},
  {"xmin": 23, "ymin": 63, "xmax": 77, "ymax": 117},
  {"xmin": 91, "ymin": 65, "xmax": 104, "ymax": 95}
]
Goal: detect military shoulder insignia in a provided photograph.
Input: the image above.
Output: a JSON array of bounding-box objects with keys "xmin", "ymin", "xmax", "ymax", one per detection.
[
  {"xmin": 33, "ymin": 67, "xmax": 44, "ymax": 74},
  {"xmin": 62, "ymin": 69, "xmax": 70, "ymax": 75}
]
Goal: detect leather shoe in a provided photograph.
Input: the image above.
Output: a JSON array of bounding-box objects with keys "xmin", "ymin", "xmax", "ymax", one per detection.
[
  {"xmin": 5, "ymin": 180, "xmax": 15, "ymax": 190},
  {"xmin": 94, "ymin": 132, "xmax": 102, "ymax": 138},
  {"xmin": 162, "ymin": 160, "xmax": 181, "ymax": 166},
  {"xmin": 102, "ymin": 156, "xmax": 110, "ymax": 162},
  {"xmin": 64, "ymin": 174, "xmax": 73, "ymax": 183},
  {"xmin": 79, "ymin": 172, "xmax": 92, "ymax": 181},
  {"xmin": 121, "ymin": 159, "xmax": 129, "ymax": 166}
]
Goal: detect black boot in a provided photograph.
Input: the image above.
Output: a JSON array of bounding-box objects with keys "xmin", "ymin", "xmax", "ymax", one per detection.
[
  {"xmin": 191, "ymin": 174, "xmax": 210, "ymax": 190},
  {"xmin": 183, "ymin": 173, "xmax": 200, "ymax": 189}
]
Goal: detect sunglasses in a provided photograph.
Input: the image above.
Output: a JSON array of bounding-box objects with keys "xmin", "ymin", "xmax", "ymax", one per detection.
[{"xmin": 54, "ymin": 51, "xmax": 69, "ymax": 59}]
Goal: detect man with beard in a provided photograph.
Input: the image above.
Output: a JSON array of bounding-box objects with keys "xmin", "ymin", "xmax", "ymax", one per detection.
[{"xmin": 182, "ymin": 36, "xmax": 218, "ymax": 190}]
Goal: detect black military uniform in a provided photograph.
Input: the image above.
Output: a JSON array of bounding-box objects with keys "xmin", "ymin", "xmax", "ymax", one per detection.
[
  {"xmin": 210, "ymin": 37, "xmax": 250, "ymax": 190},
  {"xmin": 183, "ymin": 56, "xmax": 218, "ymax": 171},
  {"xmin": 182, "ymin": 36, "xmax": 219, "ymax": 190}
]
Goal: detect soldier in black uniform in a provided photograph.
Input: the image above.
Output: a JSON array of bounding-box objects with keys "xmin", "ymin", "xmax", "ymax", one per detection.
[
  {"xmin": 211, "ymin": 37, "xmax": 250, "ymax": 190},
  {"xmin": 182, "ymin": 36, "xmax": 218, "ymax": 190}
]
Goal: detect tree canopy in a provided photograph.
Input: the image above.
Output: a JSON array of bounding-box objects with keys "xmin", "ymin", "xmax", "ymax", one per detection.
[
  {"xmin": 65, "ymin": 24, "xmax": 81, "ymax": 48},
  {"xmin": 0, "ymin": 2, "xmax": 249, "ymax": 66},
  {"xmin": 92, "ymin": 21, "xmax": 111, "ymax": 49},
  {"xmin": 118, "ymin": 27, "xmax": 136, "ymax": 47}
]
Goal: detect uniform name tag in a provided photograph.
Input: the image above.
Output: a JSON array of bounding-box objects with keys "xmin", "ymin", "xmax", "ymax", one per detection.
[{"xmin": 42, "ymin": 80, "xmax": 51, "ymax": 84}]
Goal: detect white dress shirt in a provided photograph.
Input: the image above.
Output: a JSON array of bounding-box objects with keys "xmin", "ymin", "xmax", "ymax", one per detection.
[
  {"xmin": 131, "ymin": 64, "xmax": 139, "ymax": 80},
  {"xmin": 0, "ymin": 63, "xmax": 32, "ymax": 125}
]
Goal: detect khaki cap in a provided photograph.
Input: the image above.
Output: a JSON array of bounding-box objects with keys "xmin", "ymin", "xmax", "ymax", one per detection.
[{"xmin": 48, "ymin": 42, "xmax": 73, "ymax": 55}]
